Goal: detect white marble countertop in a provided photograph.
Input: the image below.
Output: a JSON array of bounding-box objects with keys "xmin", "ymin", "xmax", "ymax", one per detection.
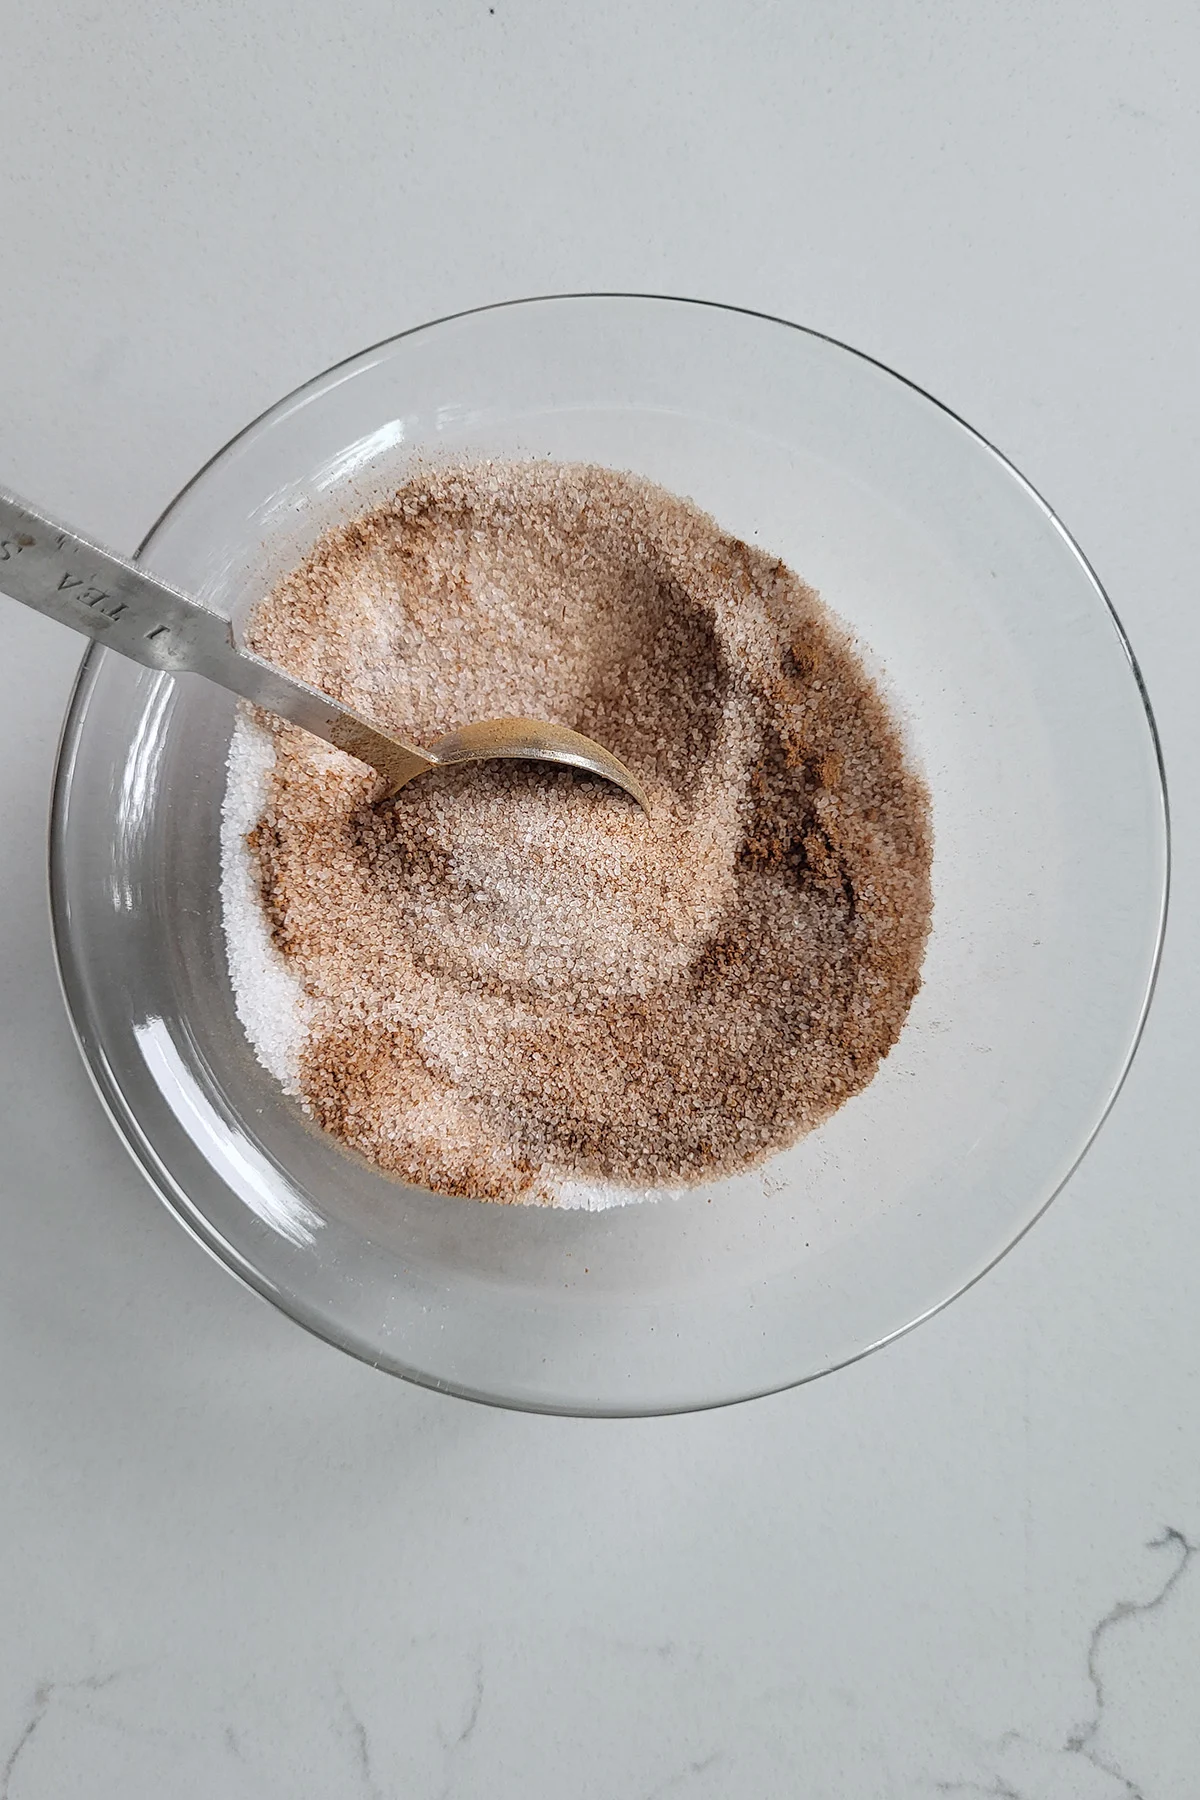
[{"xmin": 2, "ymin": 5, "xmax": 1198, "ymax": 1794}]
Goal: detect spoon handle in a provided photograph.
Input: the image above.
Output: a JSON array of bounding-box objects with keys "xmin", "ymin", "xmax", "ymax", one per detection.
[{"xmin": 0, "ymin": 486, "xmax": 435, "ymax": 789}]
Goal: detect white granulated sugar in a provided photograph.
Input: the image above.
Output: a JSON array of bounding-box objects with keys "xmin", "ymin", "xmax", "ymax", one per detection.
[
  {"xmin": 551, "ymin": 1177, "xmax": 687, "ymax": 1211},
  {"xmin": 220, "ymin": 711, "xmax": 310, "ymax": 1091}
]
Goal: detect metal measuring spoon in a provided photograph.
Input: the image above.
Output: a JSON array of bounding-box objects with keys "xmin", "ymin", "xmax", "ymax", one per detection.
[{"xmin": 0, "ymin": 487, "xmax": 649, "ymax": 810}]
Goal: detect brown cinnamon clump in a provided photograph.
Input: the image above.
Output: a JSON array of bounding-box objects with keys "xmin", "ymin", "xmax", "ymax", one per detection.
[{"xmin": 241, "ymin": 461, "xmax": 932, "ymax": 1203}]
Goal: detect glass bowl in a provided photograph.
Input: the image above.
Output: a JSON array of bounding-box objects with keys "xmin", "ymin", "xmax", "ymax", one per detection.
[{"xmin": 49, "ymin": 295, "xmax": 1168, "ymax": 1415}]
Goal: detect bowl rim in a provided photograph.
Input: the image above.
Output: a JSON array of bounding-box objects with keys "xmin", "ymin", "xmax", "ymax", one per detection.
[{"xmin": 46, "ymin": 291, "xmax": 1172, "ymax": 1415}]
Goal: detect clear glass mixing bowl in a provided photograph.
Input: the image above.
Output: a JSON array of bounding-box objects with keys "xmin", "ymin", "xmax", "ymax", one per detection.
[{"xmin": 49, "ymin": 295, "xmax": 1168, "ymax": 1414}]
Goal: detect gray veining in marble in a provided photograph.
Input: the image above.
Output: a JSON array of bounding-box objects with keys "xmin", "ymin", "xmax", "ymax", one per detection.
[{"xmin": 2, "ymin": 2, "xmax": 1200, "ymax": 1795}]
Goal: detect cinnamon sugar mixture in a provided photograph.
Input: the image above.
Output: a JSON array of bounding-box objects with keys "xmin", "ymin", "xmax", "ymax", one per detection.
[{"xmin": 223, "ymin": 462, "xmax": 932, "ymax": 1205}]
